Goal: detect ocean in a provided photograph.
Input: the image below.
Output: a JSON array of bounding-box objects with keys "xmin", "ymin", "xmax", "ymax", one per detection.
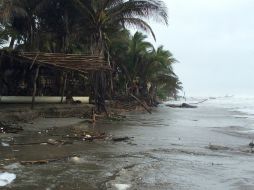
[{"xmin": 185, "ymin": 96, "xmax": 254, "ymax": 119}]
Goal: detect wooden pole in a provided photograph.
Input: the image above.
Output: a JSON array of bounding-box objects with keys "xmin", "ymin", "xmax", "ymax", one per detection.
[
  {"xmin": 61, "ymin": 72, "xmax": 67, "ymax": 103},
  {"xmin": 31, "ymin": 66, "xmax": 40, "ymax": 109}
]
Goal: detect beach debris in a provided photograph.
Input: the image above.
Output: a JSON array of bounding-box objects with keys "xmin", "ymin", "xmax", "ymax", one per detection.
[
  {"xmin": 70, "ymin": 127, "xmax": 107, "ymax": 141},
  {"xmin": 46, "ymin": 139, "xmax": 73, "ymax": 146},
  {"xmin": 0, "ymin": 122, "xmax": 23, "ymax": 134},
  {"xmin": 0, "ymin": 172, "xmax": 16, "ymax": 187},
  {"xmin": 112, "ymin": 137, "xmax": 130, "ymax": 142},
  {"xmin": 20, "ymin": 160, "xmax": 51, "ymax": 165},
  {"xmin": 249, "ymin": 140, "xmax": 254, "ymax": 152},
  {"xmin": 166, "ymin": 103, "xmax": 197, "ymax": 108},
  {"xmin": 69, "ymin": 156, "xmax": 87, "ymax": 164},
  {"xmin": 207, "ymin": 144, "xmax": 230, "ymax": 151},
  {"xmin": 249, "ymin": 141, "xmax": 254, "ymax": 148},
  {"xmin": 47, "ymin": 139, "xmax": 59, "ymax": 145},
  {"xmin": 19, "ymin": 154, "xmax": 78, "ymax": 165},
  {"xmin": 107, "ymin": 114, "xmax": 126, "ymax": 121}
]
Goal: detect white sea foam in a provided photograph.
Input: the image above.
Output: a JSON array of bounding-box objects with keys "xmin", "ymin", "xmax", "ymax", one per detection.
[
  {"xmin": 113, "ymin": 183, "xmax": 131, "ymax": 190},
  {"xmin": 200, "ymin": 96, "xmax": 254, "ymax": 117},
  {"xmin": 0, "ymin": 172, "xmax": 16, "ymax": 187},
  {"xmin": 167, "ymin": 96, "xmax": 254, "ymax": 118}
]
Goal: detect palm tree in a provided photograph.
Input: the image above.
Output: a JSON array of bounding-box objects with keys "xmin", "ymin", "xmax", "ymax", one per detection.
[
  {"xmin": 0, "ymin": 0, "xmax": 45, "ymax": 50},
  {"xmin": 142, "ymin": 46, "xmax": 180, "ymax": 100},
  {"xmin": 110, "ymin": 31, "xmax": 181, "ymax": 100},
  {"xmin": 80, "ymin": 0, "xmax": 168, "ymax": 55}
]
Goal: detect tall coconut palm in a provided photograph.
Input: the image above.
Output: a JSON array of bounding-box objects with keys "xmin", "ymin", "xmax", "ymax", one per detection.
[{"xmin": 80, "ymin": 0, "xmax": 168, "ymax": 55}]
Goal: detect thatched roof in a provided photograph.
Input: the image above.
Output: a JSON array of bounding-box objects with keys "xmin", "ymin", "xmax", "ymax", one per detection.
[{"xmin": 0, "ymin": 50, "xmax": 111, "ymax": 73}]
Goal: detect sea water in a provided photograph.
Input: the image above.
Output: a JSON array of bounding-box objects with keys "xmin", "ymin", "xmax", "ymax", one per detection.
[{"xmin": 204, "ymin": 96, "xmax": 254, "ymax": 119}]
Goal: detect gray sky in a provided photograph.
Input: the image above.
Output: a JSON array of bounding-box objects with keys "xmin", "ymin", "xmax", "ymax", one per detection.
[{"xmin": 148, "ymin": 0, "xmax": 254, "ymax": 96}]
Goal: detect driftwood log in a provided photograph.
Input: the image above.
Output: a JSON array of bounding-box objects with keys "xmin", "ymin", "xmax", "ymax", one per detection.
[{"xmin": 166, "ymin": 103, "xmax": 197, "ymax": 108}]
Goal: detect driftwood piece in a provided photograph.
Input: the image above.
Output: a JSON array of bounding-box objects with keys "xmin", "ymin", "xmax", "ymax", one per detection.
[
  {"xmin": 166, "ymin": 103, "xmax": 197, "ymax": 108},
  {"xmin": 112, "ymin": 136, "xmax": 130, "ymax": 142},
  {"xmin": 20, "ymin": 160, "xmax": 51, "ymax": 165}
]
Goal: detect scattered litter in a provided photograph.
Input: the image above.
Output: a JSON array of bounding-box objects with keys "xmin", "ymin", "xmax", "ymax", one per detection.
[
  {"xmin": 47, "ymin": 139, "xmax": 58, "ymax": 145},
  {"xmin": 69, "ymin": 156, "xmax": 86, "ymax": 164}
]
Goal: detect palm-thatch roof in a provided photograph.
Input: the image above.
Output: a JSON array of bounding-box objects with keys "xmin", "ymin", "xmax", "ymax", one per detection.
[{"xmin": 0, "ymin": 50, "xmax": 111, "ymax": 73}]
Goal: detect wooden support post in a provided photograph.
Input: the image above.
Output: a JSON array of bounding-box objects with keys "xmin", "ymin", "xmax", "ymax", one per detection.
[
  {"xmin": 31, "ymin": 66, "xmax": 40, "ymax": 109},
  {"xmin": 61, "ymin": 72, "xmax": 67, "ymax": 103}
]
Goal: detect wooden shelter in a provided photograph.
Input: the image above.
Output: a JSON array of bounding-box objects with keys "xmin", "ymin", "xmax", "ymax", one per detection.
[{"xmin": 0, "ymin": 50, "xmax": 111, "ymax": 109}]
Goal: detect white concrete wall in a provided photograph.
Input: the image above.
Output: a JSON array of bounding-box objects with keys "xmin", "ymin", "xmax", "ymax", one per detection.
[{"xmin": 0, "ymin": 96, "xmax": 89, "ymax": 103}]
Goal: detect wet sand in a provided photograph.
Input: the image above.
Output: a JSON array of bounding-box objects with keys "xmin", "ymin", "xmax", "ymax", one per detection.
[{"xmin": 1, "ymin": 104, "xmax": 254, "ymax": 189}]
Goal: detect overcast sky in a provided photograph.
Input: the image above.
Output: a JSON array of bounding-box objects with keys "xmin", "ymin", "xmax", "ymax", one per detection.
[{"xmin": 147, "ymin": 0, "xmax": 254, "ymax": 97}]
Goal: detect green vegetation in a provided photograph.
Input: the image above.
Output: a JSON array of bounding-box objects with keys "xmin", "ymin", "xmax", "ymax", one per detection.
[{"xmin": 0, "ymin": 0, "xmax": 182, "ymax": 103}]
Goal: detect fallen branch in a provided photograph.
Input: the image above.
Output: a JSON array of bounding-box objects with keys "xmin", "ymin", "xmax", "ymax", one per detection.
[{"xmin": 130, "ymin": 94, "xmax": 152, "ymax": 114}]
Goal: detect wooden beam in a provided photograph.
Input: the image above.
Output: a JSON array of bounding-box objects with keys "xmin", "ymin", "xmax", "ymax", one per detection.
[{"xmin": 31, "ymin": 66, "xmax": 40, "ymax": 109}]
